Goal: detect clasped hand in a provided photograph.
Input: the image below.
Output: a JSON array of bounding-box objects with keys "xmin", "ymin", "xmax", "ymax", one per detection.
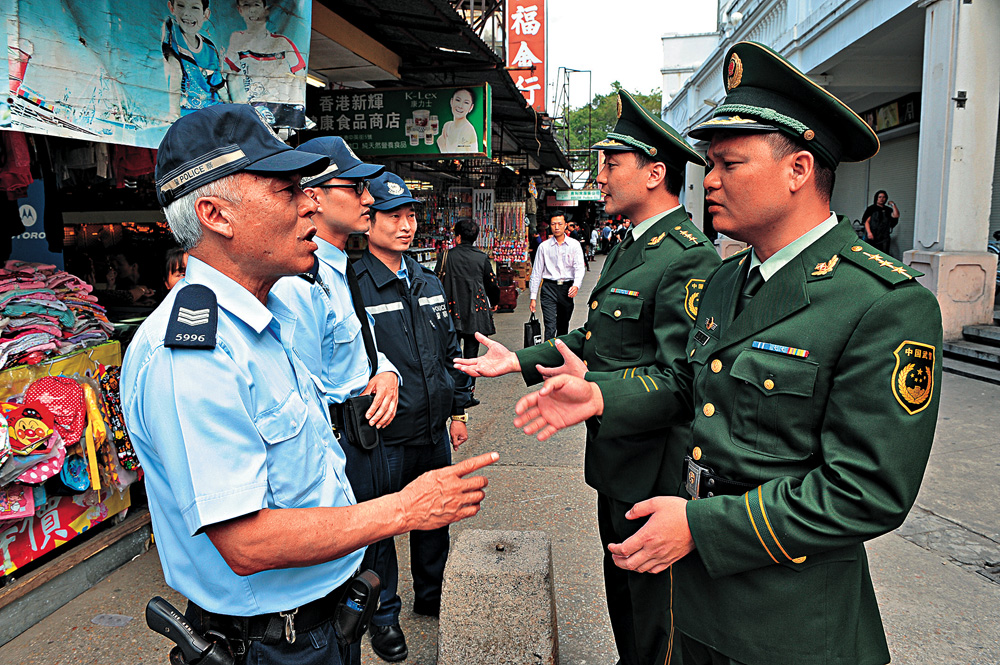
[
  {"xmin": 363, "ymin": 371, "xmax": 399, "ymax": 428},
  {"xmin": 607, "ymin": 496, "xmax": 695, "ymax": 574}
]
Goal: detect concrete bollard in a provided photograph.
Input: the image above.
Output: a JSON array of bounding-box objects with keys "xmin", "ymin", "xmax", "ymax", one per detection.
[{"xmin": 438, "ymin": 530, "xmax": 559, "ymax": 665}]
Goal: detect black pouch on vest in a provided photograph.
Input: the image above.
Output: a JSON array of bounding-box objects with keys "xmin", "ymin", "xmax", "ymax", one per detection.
[
  {"xmin": 333, "ymin": 570, "xmax": 381, "ymax": 646},
  {"xmin": 343, "ymin": 394, "xmax": 379, "ymax": 450}
]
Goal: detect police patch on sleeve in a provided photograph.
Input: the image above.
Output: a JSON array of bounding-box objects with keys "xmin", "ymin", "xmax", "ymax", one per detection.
[
  {"xmin": 684, "ymin": 279, "xmax": 705, "ymax": 320},
  {"xmin": 892, "ymin": 341, "xmax": 934, "ymax": 415},
  {"xmin": 165, "ymin": 284, "xmax": 218, "ymax": 349}
]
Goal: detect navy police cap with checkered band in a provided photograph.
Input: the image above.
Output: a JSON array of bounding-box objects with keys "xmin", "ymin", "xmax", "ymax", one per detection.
[
  {"xmin": 155, "ymin": 104, "xmax": 328, "ymax": 207},
  {"xmin": 297, "ymin": 136, "xmax": 385, "ymax": 188},
  {"xmin": 368, "ymin": 172, "xmax": 420, "ymax": 212}
]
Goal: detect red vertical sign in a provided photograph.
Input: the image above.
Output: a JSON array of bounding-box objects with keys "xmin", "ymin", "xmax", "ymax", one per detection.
[{"xmin": 506, "ymin": 0, "xmax": 546, "ymax": 113}]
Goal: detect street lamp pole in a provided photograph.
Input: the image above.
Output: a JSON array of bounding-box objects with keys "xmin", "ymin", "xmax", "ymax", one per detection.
[{"xmin": 560, "ymin": 68, "xmax": 593, "ymax": 186}]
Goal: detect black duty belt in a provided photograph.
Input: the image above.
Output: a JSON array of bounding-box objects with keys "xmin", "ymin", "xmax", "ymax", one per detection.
[
  {"xmin": 188, "ymin": 573, "xmax": 354, "ymax": 648},
  {"xmin": 542, "ymin": 278, "xmax": 572, "ymax": 286},
  {"xmin": 684, "ymin": 455, "xmax": 756, "ymax": 499},
  {"xmin": 329, "ymin": 402, "xmax": 348, "ymax": 433}
]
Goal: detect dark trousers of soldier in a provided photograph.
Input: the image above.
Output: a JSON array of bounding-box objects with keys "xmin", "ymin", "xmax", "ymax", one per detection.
[
  {"xmin": 598, "ymin": 494, "xmax": 677, "ymax": 665},
  {"xmin": 371, "ymin": 429, "xmax": 453, "ymax": 624},
  {"xmin": 540, "ymin": 280, "xmax": 574, "ymax": 340},
  {"xmin": 679, "ymin": 634, "xmax": 750, "ymax": 665}
]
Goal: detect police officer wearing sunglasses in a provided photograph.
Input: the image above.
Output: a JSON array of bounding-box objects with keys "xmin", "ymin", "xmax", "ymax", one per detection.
[{"xmin": 121, "ymin": 106, "xmax": 498, "ymax": 665}]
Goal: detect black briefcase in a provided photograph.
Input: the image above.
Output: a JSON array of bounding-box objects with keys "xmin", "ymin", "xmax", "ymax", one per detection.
[{"xmin": 524, "ymin": 312, "xmax": 542, "ymax": 348}]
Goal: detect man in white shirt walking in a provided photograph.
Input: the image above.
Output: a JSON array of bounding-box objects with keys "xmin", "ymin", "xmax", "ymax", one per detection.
[{"xmin": 529, "ymin": 213, "xmax": 585, "ymax": 340}]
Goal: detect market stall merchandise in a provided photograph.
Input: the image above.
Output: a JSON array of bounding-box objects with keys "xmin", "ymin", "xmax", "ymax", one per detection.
[
  {"xmin": 0, "ymin": 261, "xmax": 114, "ymax": 370},
  {"xmin": 0, "ymin": 337, "xmax": 135, "ymax": 580}
]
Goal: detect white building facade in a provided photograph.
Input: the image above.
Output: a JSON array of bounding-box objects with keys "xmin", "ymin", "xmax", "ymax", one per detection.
[{"xmin": 664, "ymin": 0, "xmax": 1000, "ymax": 339}]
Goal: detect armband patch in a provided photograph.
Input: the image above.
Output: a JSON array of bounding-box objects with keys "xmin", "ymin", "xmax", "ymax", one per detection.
[
  {"xmin": 684, "ymin": 279, "xmax": 705, "ymax": 320},
  {"xmin": 165, "ymin": 284, "xmax": 217, "ymax": 349},
  {"xmin": 892, "ymin": 341, "xmax": 935, "ymax": 414}
]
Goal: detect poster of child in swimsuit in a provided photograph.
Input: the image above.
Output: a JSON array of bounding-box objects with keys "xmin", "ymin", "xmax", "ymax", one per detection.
[{"xmin": 3, "ymin": 0, "xmax": 311, "ymax": 148}]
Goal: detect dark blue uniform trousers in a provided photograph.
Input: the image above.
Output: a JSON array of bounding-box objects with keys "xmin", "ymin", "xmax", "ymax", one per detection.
[
  {"xmin": 247, "ymin": 623, "xmax": 360, "ymax": 665},
  {"xmin": 371, "ymin": 429, "xmax": 452, "ymax": 625}
]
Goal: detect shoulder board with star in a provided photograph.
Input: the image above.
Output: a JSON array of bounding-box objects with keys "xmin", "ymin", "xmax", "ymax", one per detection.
[
  {"xmin": 664, "ymin": 220, "xmax": 710, "ymax": 249},
  {"xmin": 839, "ymin": 240, "xmax": 924, "ymax": 285},
  {"xmin": 164, "ymin": 284, "xmax": 218, "ymax": 349}
]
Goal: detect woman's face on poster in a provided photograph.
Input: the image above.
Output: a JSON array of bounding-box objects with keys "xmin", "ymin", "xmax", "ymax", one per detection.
[{"xmin": 450, "ymin": 90, "xmax": 474, "ymax": 119}]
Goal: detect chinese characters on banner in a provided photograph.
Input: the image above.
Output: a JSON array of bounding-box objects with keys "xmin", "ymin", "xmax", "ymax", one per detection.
[
  {"xmin": 506, "ymin": 0, "xmax": 546, "ymax": 112},
  {"xmin": 306, "ymin": 85, "xmax": 491, "ymax": 158}
]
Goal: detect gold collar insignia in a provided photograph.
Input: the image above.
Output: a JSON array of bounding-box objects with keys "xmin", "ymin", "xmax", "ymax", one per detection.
[{"xmin": 811, "ymin": 255, "xmax": 839, "ymax": 276}]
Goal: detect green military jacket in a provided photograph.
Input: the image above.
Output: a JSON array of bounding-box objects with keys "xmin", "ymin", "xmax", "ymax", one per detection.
[
  {"xmin": 517, "ymin": 207, "xmax": 720, "ymax": 502},
  {"xmin": 595, "ymin": 219, "xmax": 943, "ymax": 665}
]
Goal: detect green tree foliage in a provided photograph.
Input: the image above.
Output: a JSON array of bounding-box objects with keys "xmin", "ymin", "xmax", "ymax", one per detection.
[{"xmin": 561, "ymin": 82, "xmax": 662, "ymax": 164}]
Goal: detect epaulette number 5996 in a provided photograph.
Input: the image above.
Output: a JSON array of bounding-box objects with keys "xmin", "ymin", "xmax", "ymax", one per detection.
[{"xmin": 175, "ymin": 333, "xmax": 206, "ymax": 343}]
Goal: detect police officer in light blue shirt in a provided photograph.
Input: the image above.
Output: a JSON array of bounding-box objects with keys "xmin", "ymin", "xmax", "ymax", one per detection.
[
  {"xmin": 121, "ymin": 104, "xmax": 498, "ymax": 665},
  {"xmin": 271, "ymin": 137, "xmax": 401, "ymax": 413},
  {"xmin": 269, "ymin": 139, "xmax": 400, "ymax": 602}
]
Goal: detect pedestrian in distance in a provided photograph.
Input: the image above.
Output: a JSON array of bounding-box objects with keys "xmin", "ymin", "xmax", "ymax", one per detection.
[
  {"xmin": 435, "ymin": 218, "xmax": 500, "ymax": 406},
  {"xmin": 528, "ymin": 213, "xmax": 586, "ymax": 340},
  {"xmin": 862, "ymin": 189, "xmax": 900, "ymax": 254}
]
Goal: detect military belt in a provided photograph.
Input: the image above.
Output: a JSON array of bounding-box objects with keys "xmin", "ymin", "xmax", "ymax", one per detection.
[{"xmin": 684, "ymin": 455, "xmax": 756, "ymax": 499}]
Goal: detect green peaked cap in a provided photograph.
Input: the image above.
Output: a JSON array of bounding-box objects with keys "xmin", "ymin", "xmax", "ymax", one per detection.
[
  {"xmin": 689, "ymin": 41, "xmax": 879, "ymax": 167},
  {"xmin": 592, "ymin": 89, "xmax": 706, "ymax": 171}
]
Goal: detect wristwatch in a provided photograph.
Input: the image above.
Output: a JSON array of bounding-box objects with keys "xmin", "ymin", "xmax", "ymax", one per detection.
[{"xmin": 451, "ymin": 413, "xmax": 468, "ymax": 422}]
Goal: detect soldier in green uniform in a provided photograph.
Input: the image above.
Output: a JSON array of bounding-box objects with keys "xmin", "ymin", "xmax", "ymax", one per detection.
[
  {"xmin": 512, "ymin": 42, "xmax": 943, "ymax": 665},
  {"xmin": 456, "ymin": 89, "xmax": 721, "ymax": 665}
]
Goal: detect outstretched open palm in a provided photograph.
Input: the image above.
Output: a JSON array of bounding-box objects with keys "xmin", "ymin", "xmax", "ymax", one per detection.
[
  {"xmin": 513, "ymin": 375, "xmax": 603, "ymax": 441},
  {"xmin": 454, "ymin": 332, "xmax": 520, "ymax": 377}
]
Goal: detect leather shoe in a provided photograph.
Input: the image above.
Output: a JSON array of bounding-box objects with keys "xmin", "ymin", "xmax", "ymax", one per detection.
[
  {"xmin": 370, "ymin": 623, "xmax": 408, "ymax": 662},
  {"xmin": 412, "ymin": 598, "xmax": 440, "ymax": 617},
  {"xmin": 467, "ymin": 396, "xmax": 481, "ymax": 408}
]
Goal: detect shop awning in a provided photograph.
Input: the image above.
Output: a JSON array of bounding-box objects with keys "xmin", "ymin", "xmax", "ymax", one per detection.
[{"xmin": 311, "ymin": 0, "xmax": 570, "ymax": 171}]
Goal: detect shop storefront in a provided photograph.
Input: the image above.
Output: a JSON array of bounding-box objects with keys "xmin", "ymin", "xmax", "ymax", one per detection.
[{"xmin": 0, "ymin": 0, "xmax": 569, "ymax": 621}]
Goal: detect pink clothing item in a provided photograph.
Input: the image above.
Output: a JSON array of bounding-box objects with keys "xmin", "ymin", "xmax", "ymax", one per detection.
[
  {"xmin": 26, "ymin": 376, "xmax": 86, "ymax": 446},
  {"xmin": 17, "ymin": 442, "xmax": 66, "ymax": 484},
  {"xmin": 0, "ymin": 132, "xmax": 33, "ymax": 198}
]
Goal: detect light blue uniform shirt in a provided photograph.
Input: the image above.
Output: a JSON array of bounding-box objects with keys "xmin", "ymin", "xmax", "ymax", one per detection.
[
  {"xmin": 272, "ymin": 237, "xmax": 399, "ymax": 403},
  {"xmin": 121, "ymin": 257, "xmax": 363, "ymax": 615}
]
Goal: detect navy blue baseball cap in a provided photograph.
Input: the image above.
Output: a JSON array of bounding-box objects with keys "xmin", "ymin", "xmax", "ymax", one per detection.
[
  {"xmin": 297, "ymin": 136, "xmax": 384, "ymax": 187},
  {"xmin": 368, "ymin": 172, "xmax": 420, "ymax": 211},
  {"xmin": 155, "ymin": 104, "xmax": 329, "ymax": 207}
]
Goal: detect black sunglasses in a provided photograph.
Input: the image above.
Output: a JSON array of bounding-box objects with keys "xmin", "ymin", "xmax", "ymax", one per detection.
[{"xmin": 316, "ymin": 180, "xmax": 370, "ymax": 196}]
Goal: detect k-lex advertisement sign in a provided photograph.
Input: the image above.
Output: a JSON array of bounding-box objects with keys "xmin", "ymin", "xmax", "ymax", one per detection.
[
  {"xmin": 4, "ymin": 0, "xmax": 312, "ymax": 147},
  {"xmin": 306, "ymin": 84, "xmax": 492, "ymax": 158}
]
